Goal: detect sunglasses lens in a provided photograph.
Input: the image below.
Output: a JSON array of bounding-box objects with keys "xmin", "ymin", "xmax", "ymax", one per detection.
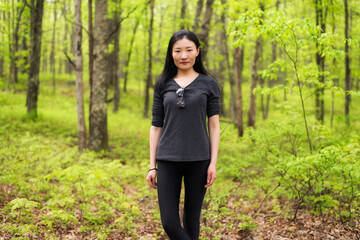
[
  {"xmin": 176, "ymin": 88, "xmax": 184, "ymax": 97},
  {"xmin": 177, "ymin": 98, "xmax": 185, "ymax": 108}
]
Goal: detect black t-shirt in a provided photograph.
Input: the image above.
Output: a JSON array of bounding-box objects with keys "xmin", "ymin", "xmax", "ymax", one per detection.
[{"xmin": 151, "ymin": 73, "xmax": 220, "ymax": 162}]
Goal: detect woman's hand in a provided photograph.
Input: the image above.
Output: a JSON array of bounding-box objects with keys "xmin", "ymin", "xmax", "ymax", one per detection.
[
  {"xmin": 204, "ymin": 163, "xmax": 216, "ymax": 188},
  {"xmin": 146, "ymin": 170, "xmax": 157, "ymax": 189}
]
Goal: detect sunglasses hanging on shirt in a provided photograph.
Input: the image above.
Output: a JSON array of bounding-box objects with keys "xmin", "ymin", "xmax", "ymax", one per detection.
[{"xmin": 176, "ymin": 87, "xmax": 185, "ymax": 108}]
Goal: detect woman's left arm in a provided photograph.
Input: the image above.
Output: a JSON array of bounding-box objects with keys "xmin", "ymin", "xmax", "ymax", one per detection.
[{"xmin": 205, "ymin": 114, "xmax": 220, "ymax": 188}]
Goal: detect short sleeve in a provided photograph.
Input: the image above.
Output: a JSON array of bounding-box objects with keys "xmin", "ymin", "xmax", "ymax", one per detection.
[
  {"xmin": 151, "ymin": 90, "xmax": 164, "ymax": 127},
  {"xmin": 207, "ymin": 78, "xmax": 220, "ymax": 118}
]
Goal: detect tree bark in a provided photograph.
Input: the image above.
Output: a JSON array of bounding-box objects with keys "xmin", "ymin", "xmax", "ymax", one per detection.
[
  {"xmin": 26, "ymin": 0, "xmax": 44, "ymax": 118},
  {"xmin": 220, "ymin": 0, "xmax": 235, "ymax": 118},
  {"xmin": 88, "ymin": 0, "xmax": 109, "ymax": 151},
  {"xmin": 12, "ymin": 0, "xmax": 26, "ymax": 85},
  {"xmin": 330, "ymin": 5, "xmax": 336, "ymax": 128},
  {"xmin": 7, "ymin": 0, "xmax": 15, "ymax": 91},
  {"xmin": 6, "ymin": 10, "xmax": 11, "ymax": 91},
  {"xmin": 63, "ymin": 4, "xmax": 71, "ymax": 74},
  {"xmin": 263, "ymin": 41, "xmax": 277, "ymax": 120},
  {"xmin": 314, "ymin": 0, "xmax": 326, "ymax": 123},
  {"xmin": 112, "ymin": 0, "xmax": 122, "ymax": 113},
  {"xmin": 235, "ymin": 47, "xmax": 244, "ymax": 137},
  {"xmin": 21, "ymin": 34, "xmax": 28, "ymax": 73},
  {"xmin": 193, "ymin": 0, "xmax": 203, "ymax": 33},
  {"xmin": 88, "ymin": 0, "xmax": 94, "ymax": 136},
  {"xmin": 70, "ymin": 24, "xmax": 76, "ymax": 74},
  {"xmin": 144, "ymin": 0, "xmax": 155, "ymax": 118},
  {"xmin": 75, "ymin": 0, "xmax": 87, "ymax": 151},
  {"xmin": 198, "ymin": 0, "xmax": 214, "ymax": 61},
  {"xmin": 42, "ymin": 47, "xmax": 47, "ymax": 72},
  {"xmin": 180, "ymin": 0, "xmax": 186, "ymax": 29},
  {"xmin": 344, "ymin": 0, "xmax": 351, "ymax": 125},
  {"xmin": 223, "ymin": 1, "xmax": 236, "ymax": 120},
  {"xmin": 217, "ymin": 32, "xmax": 226, "ymax": 116},
  {"xmin": 50, "ymin": 0, "xmax": 57, "ymax": 94},
  {"xmin": 264, "ymin": 0, "xmax": 280, "ymax": 119},
  {"xmin": 123, "ymin": 16, "xmax": 141, "ymax": 92},
  {"xmin": 248, "ymin": 3, "xmax": 263, "ymax": 128},
  {"xmin": 247, "ymin": 36, "xmax": 261, "ymax": 128}
]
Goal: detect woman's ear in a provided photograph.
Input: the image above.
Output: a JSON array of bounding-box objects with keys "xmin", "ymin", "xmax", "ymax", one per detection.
[{"xmin": 196, "ymin": 47, "xmax": 200, "ymax": 56}]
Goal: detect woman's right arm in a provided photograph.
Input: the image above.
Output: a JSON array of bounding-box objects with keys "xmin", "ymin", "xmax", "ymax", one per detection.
[{"xmin": 146, "ymin": 126, "xmax": 162, "ymax": 189}]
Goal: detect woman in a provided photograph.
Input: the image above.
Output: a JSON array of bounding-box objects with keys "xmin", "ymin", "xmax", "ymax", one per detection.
[{"xmin": 146, "ymin": 30, "xmax": 220, "ymax": 240}]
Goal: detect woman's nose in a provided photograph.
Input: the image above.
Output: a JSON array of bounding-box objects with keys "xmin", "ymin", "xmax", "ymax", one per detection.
[{"xmin": 180, "ymin": 52, "xmax": 187, "ymax": 59}]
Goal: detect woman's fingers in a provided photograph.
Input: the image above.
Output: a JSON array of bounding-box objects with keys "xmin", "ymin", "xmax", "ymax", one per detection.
[
  {"xmin": 205, "ymin": 171, "xmax": 216, "ymax": 188},
  {"xmin": 205, "ymin": 165, "xmax": 216, "ymax": 188},
  {"xmin": 146, "ymin": 172, "xmax": 157, "ymax": 189}
]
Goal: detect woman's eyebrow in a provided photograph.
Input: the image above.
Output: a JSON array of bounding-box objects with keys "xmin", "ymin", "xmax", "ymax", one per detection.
[{"xmin": 174, "ymin": 46, "xmax": 195, "ymax": 49}]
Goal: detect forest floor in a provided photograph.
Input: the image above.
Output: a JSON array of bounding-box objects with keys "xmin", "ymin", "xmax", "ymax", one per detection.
[
  {"xmin": 1, "ymin": 79, "xmax": 360, "ymax": 239},
  {"xmin": 110, "ymin": 185, "xmax": 360, "ymax": 240}
]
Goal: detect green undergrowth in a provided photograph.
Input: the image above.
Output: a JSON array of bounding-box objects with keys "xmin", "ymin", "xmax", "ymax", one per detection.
[
  {"xmin": 0, "ymin": 121, "xmax": 153, "ymax": 238},
  {"xmin": 1, "ymin": 75, "xmax": 360, "ymax": 238},
  {"xmin": 0, "ymin": 79, "xmax": 157, "ymax": 238}
]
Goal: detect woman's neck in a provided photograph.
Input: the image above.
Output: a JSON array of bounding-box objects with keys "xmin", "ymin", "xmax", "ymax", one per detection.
[{"xmin": 175, "ymin": 68, "xmax": 198, "ymax": 79}]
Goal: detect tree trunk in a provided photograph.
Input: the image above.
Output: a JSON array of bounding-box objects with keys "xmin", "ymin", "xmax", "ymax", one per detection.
[
  {"xmin": 88, "ymin": 0, "xmax": 109, "ymax": 151},
  {"xmin": 123, "ymin": 17, "xmax": 140, "ymax": 92},
  {"xmin": 21, "ymin": 35, "xmax": 28, "ymax": 73},
  {"xmin": 259, "ymin": 41, "xmax": 265, "ymax": 120},
  {"xmin": 248, "ymin": 35, "xmax": 261, "ymax": 128},
  {"xmin": 263, "ymin": 41, "xmax": 277, "ymax": 120},
  {"xmin": 225, "ymin": 10, "xmax": 236, "ymax": 120},
  {"xmin": 314, "ymin": 0, "xmax": 326, "ymax": 123},
  {"xmin": 228, "ymin": 58, "xmax": 236, "ymax": 120},
  {"xmin": 344, "ymin": 0, "xmax": 351, "ymax": 125},
  {"xmin": 112, "ymin": 0, "xmax": 122, "ymax": 113},
  {"xmin": 180, "ymin": 0, "xmax": 186, "ymax": 29},
  {"xmin": 217, "ymin": 32, "xmax": 226, "ymax": 116},
  {"xmin": 264, "ymin": 0, "xmax": 280, "ymax": 119},
  {"xmin": 13, "ymin": 0, "xmax": 26, "ymax": 85},
  {"xmin": 235, "ymin": 47, "xmax": 244, "ymax": 137},
  {"xmin": 193, "ymin": 0, "xmax": 203, "ymax": 33},
  {"xmin": 69, "ymin": 24, "xmax": 76, "ymax": 75},
  {"xmin": 50, "ymin": 0, "xmax": 57, "ymax": 94},
  {"xmin": 144, "ymin": 0, "xmax": 155, "ymax": 118},
  {"xmin": 248, "ymin": 3, "xmax": 263, "ymax": 128},
  {"xmin": 42, "ymin": 48, "xmax": 47, "ymax": 72},
  {"xmin": 26, "ymin": 0, "xmax": 44, "ymax": 118},
  {"xmin": 198, "ymin": 0, "xmax": 214, "ymax": 61},
  {"xmin": 63, "ymin": 4, "xmax": 71, "ymax": 74},
  {"xmin": 7, "ymin": 0, "xmax": 15, "ymax": 91},
  {"xmin": 6, "ymin": 11, "xmax": 11, "ymax": 91},
  {"xmin": 88, "ymin": 0, "xmax": 94, "ymax": 136},
  {"xmin": 75, "ymin": 0, "xmax": 87, "ymax": 151},
  {"xmin": 330, "ymin": 5, "xmax": 335, "ymax": 128},
  {"xmin": 220, "ymin": 0, "xmax": 235, "ymax": 118}
]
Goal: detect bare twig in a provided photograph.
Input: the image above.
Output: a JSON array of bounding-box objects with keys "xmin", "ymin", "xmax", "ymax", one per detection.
[
  {"xmin": 137, "ymin": 195, "xmax": 150, "ymax": 204},
  {"xmin": 63, "ymin": 51, "xmax": 75, "ymax": 68},
  {"xmin": 106, "ymin": 5, "xmax": 138, "ymax": 43},
  {"xmin": 253, "ymin": 182, "xmax": 281, "ymax": 218}
]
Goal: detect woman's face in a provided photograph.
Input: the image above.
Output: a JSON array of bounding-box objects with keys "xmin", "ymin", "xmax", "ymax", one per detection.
[{"xmin": 172, "ymin": 38, "xmax": 200, "ymax": 72}]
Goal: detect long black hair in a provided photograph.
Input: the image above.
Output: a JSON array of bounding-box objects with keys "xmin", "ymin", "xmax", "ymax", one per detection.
[{"xmin": 154, "ymin": 30, "xmax": 209, "ymax": 93}]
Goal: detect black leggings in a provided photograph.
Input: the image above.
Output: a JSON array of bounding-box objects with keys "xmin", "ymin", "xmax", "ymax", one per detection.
[{"xmin": 157, "ymin": 160, "xmax": 210, "ymax": 240}]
